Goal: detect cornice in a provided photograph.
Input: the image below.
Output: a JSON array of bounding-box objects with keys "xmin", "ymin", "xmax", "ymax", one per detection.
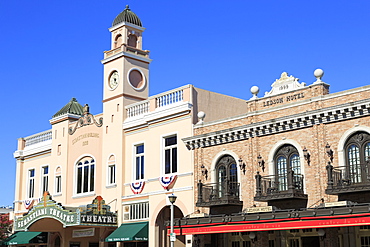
[
  {"xmin": 184, "ymin": 98, "xmax": 370, "ymax": 150},
  {"xmin": 14, "ymin": 141, "xmax": 52, "ymax": 159},
  {"xmin": 197, "ymin": 85, "xmax": 370, "ymax": 129},
  {"xmin": 101, "ymin": 51, "xmax": 152, "ymax": 64}
]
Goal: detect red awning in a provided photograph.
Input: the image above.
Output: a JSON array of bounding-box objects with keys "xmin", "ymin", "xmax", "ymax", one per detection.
[{"xmin": 171, "ymin": 212, "xmax": 370, "ymax": 235}]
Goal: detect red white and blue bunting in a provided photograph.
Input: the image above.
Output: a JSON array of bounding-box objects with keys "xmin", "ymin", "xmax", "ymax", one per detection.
[
  {"xmin": 130, "ymin": 181, "xmax": 145, "ymax": 194},
  {"xmin": 159, "ymin": 175, "xmax": 177, "ymax": 190},
  {"xmin": 23, "ymin": 199, "xmax": 34, "ymax": 210}
]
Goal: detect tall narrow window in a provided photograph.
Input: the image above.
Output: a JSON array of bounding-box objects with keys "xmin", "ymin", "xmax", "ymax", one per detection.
[
  {"xmin": 76, "ymin": 157, "xmax": 95, "ymax": 194},
  {"xmin": 274, "ymin": 145, "xmax": 301, "ymax": 191},
  {"xmin": 135, "ymin": 144, "xmax": 144, "ymax": 180},
  {"xmin": 216, "ymin": 155, "xmax": 239, "ymax": 198},
  {"xmin": 41, "ymin": 166, "xmax": 49, "ymax": 193},
  {"xmin": 55, "ymin": 167, "xmax": 62, "ymax": 195},
  {"xmin": 107, "ymin": 155, "xmax": 116, "ymax": 186},
  {"xmin": 345, "ymin": 132, "xmax": 370, "ymax": 184},
  {"xmin": 28, "ymin": 169, "xmax": 35, "ymax": 198},
  {"xmin": 164, "ymin": 136, "xmax": 177, "ymax": 174}
]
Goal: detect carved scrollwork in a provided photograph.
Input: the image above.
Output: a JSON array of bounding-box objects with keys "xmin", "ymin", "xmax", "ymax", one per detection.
[{"xmin": 69, "ymin": 104, "xmax": 103, "ymax": 135}]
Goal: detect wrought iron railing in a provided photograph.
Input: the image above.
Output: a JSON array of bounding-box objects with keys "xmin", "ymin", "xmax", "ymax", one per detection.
[
  {"xmin": 197, "ymin": 181, "xmax": 241, "ymax": 205},
  {"xmin": 255, "ymin": 171, "xmax": 305, "ymax": 198},
  {"xmin": 326, "ymin": 163, "xmax": 370, "ymax": 189}
]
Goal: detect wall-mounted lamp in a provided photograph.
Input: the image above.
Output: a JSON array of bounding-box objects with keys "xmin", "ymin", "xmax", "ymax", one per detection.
[
  {"xmin": 239, "ymin": 157, "xmax": 246, "ymax": 175},
  {"xmin": 303, "ymin": 147, "xmax": 311, "ymax": 165},
  {"xmin": 325, "ymin": 143, "xmax": 334, "ymax": 162},
  {"xmin": 257, "ymin": 154, "xmax": 265, "ymax": 172},
  {"xmin": 200, "ymin": 164, "xmax": 208, "ymax": 180},
  {"xmin": 249, "ymin": 232, "xmax": 257, "ymax": 243},
  {"xmin": 317, "ymin": 228, "xmax": 326, "ymax": 241}
]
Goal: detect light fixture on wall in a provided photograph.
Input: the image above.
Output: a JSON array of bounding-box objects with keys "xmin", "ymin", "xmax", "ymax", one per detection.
[
  {"xmin": 317, "ymin": 228, "xmax": 326, "ymax": 241},
  {"xmin": 239, "ymin": 157, "xmax": 246, "ymax": 175},
  {"xmin": 249, "ymin": 232, "xmax": 257, "ymax": 243},
  {"xmin": 257, "ymin": 154, "xmax": 265, "ymax": 172},
  {"xmin": 200, "ymin": 164, "xmax": 208, "ymax": 180},
  {"xmin": 303, "ymin": 147, "xmax": 311, "ymax": 165},
  {"xmin": 325, "ymin": 143, "xmax": 334, "ymax": 162}
]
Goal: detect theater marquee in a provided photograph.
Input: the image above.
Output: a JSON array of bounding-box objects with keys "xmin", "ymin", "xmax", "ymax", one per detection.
[{"xmin": 15, "ymin": 193, "xmax": 117, "ymax": 231}]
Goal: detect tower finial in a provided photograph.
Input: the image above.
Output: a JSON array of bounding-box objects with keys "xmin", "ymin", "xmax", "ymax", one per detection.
[{"xmin": 126, "ymin": 5, "xmax": 130, "ymax": 9}]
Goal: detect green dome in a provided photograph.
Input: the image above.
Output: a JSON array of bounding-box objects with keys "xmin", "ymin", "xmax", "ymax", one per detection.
[
  {"xmin": 112, "ymin": 5, "xmax": 142, "ymax": 27},
  {"xmin": 52, "ymin": 98, "xmax": 84, "ymax": 118}
]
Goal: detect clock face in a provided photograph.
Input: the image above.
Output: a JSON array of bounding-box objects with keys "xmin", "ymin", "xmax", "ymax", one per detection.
[{"xmin": 109, "ymin": 71, "xmax": 119, "ymax": 90}]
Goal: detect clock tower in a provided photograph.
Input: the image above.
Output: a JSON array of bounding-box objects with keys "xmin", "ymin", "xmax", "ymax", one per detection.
[
  {"xmin": 100, "ymin": 6, "xmax": 151, "ymax": 205},
  {"xmin": 102, "ymin": 5, "xmax": 151, "ymax": 108}
]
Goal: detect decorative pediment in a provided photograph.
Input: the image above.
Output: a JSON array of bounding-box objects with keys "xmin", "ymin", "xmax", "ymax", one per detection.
[
  {"xmin": 265, "ymin": 72, "xmax": 306, "ymax": 97},
  {"xmin": 69, "ymin": 104, "xmax": 103, "ymax": 135}
]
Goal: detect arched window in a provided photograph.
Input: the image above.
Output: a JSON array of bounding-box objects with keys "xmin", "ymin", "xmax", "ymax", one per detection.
[
  {"xmin": 345, "ymin": 132, "xmax": 370, "ymax": 183},
  {"xmin": 274, "ymin": 145, "xmax": 302, "ymax": 191},
  {"xmin": 128, "ymin": 34, "xmax": 137, "ymax": 48},
  {"xmin": 55, "ymin": 167, "xmax": 62, "ymax": 195},
  {"xmin": 76, "ymin": 157, "xmax": 95, "ymax": 194},
  {"xmin": 107, "ymin": 155, "xmax": 116, "ymax": 186},
  {"xmin": 216, "ymin": 155, "xmax": 238, "ymax": 197}
]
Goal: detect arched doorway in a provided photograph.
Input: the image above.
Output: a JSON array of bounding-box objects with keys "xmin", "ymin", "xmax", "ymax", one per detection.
[{"xmin": 155, "ymin": 205, "xmax": 185, "ymax": 247}]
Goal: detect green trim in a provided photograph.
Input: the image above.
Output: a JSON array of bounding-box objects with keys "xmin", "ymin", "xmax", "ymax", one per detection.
[
  {"xmin": 1, "ymin": 232, "xmax": 43, "ymax": 245},
  {"xmin": 106, "ymin": 222, "xmax": 148, "ymax": 242}
]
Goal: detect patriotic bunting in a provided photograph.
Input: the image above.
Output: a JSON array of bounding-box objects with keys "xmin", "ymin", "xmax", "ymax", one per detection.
[
  {"xmin": 130, "ymin": 181, "xmax": 145, "ymax": 194},
  {"xmin": 159, "ymin": 175, "xmax": 177, "ymax": 190}
]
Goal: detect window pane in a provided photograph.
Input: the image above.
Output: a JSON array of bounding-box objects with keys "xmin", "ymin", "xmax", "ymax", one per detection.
[
  {"xmin": 277, "ymin": 156, "xmax": 287, "ymax": 191},
  {"xmin": 172, "ymin": 147, "xmax": 177, "ymax": 173},
  {"xmin": 136, "ymin": 145, "xmax": 144, "ymax": 154},
  {"xmin": 90, "ymin": 164, "xmax": 95, "ymax": 192},
  {"xmin": 140, "ymin": 156, "xmax": 144, "ymax": 179},
  {"xmin": 290, "ymin": 154, "xmax": 301, "ymax": 174},
  {"xmin": 136, "ymin": 157, "xmax": 141, "ymax": 180},
  {"xmin": 165, "ymin": 136, "xmax": 177, "ymax": 146},
  {"xmin": 348, "ymin": 144, "xmax": 361, "ymax": 183},
  {"xmin": 165, "ymin": 149, "xmax": 171, "ymax": 174},
  {"xmin": 365, "ymin": 142, "xmax": 370, "ymax": 161},
  {"xmin": 77, "ymin": 167, "xmax": 82, "ymax": 194},
  {"xmin": 83, "ymin": 166, "xmax": 89, "ymax": 193}
]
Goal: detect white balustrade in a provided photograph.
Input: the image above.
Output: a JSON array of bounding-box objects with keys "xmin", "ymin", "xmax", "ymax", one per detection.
[
  {"xmin": 156, "ymin": 89, "xmax": 183, "ymax": 108},
  {"xmin": 24, "ymin": 130, "xmax": 52, "ymax": 147},
  {"xmin": 126, "ymin": 101, "xmax": 149, "ymax": 118}
]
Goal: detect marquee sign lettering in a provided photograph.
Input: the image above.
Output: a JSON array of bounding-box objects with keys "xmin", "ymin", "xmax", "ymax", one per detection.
[{"xmin": 15, "ymin": 193, "xmax": 117, "ymax": 231}]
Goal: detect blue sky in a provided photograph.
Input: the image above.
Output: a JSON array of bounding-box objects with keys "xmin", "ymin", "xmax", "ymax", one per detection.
[{"xmin": 1, "ymin": 0, "xmax": 370, "ymax": 206}]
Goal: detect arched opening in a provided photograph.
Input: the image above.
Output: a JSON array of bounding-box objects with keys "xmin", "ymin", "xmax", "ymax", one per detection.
[
  {"xmin": 274, "ymin": 144, "xmax": 302, "ymax": 191},
  {"xmin": 215, "ymin": 155, "xmax": 238, "ymax": 198},
  {"xmin": 115, "ymin": 34, "xmax": 122, "ymax": 48},
  {"xmin": 155, "ymin": 205, "xmax": 185, "ymax": 247},
  {"xmin": 345, "ymin": 131, "xmax": 370, "ymax": 183},
  {"xmin": 128, "ymin": 34, "xmax": 138, "ymax": 48}
]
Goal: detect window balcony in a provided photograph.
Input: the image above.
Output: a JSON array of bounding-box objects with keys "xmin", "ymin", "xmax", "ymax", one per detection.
[
  {"xmin": 326, "ymin": 163, "xmax": 370, "ymax": 195},
  {"xmin": 254, "ymin": 171, "xmax": 308, "ymax": 202},
  {"xmin": 196, "ymin": 181, "xmax": 243, "ymax": 208}
]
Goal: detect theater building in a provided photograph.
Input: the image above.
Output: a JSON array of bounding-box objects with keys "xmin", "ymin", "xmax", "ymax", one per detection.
[
  {"xmin": 178, "ymin": 71, "xmax": 370, "ymax": 247},
  {"xmin": 8, "ymin": 6, "xmax": 246, "ymax": 247}
]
